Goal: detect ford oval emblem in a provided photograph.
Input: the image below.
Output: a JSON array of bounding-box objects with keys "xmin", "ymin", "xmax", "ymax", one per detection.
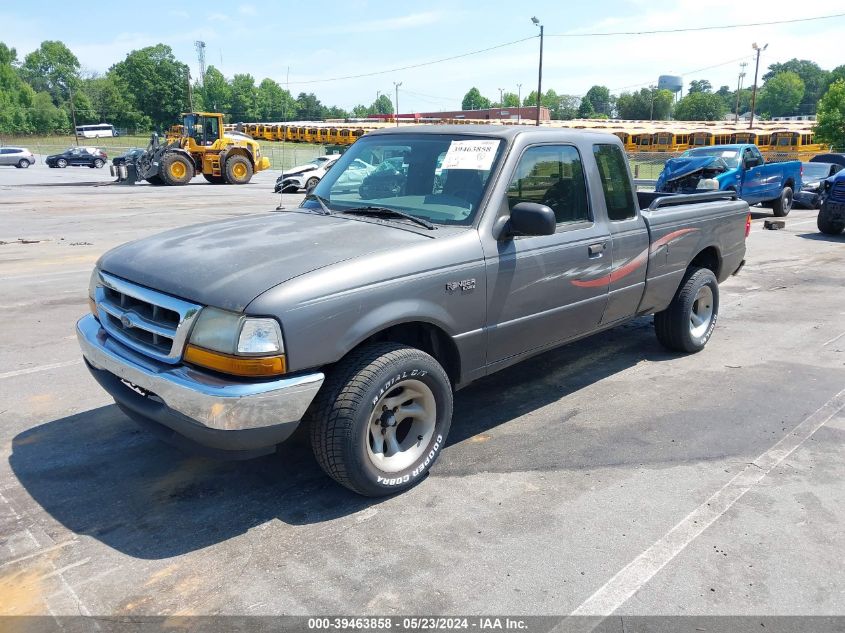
[{"xmin": 120, "ymin": 314, "xmax": 132, "ymax": 328}]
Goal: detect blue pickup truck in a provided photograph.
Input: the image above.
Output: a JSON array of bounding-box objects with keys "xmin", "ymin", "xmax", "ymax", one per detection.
[{"xmin": 656, "ymin": 144, "xmax": 802, "ymax": 217}]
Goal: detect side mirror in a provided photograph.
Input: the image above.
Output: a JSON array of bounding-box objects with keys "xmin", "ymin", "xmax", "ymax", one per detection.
[{"xmin": 507, "ymin": 202, "xmax": 556, "ymax": 237}]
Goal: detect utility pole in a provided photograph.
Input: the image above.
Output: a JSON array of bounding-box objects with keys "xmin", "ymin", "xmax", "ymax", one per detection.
[
  {"xmin": 517, "ymin": 83, "xmax": 522, "ymax": 124},
  {"xmin": 187, "ymin": 69, "xmax": 194, "ymax": 111},
  {"xmin": 734, "ymin": 61, "xmax": 748, "ymax": 124},
  {"xmin": 393, "ymin": 81, "xmax": 402, "ymax": 127},
  {"xmin": 749, "ymin": 43, "xmax": 767, "ymax": 130},
  {"xmin": 499, "ymin": 88, "xmax": 504, "ymax": 108},
  {"xmin": 532, "ymin": 17, "xmax": 543, "ymax": 126},
  {"xmin": 649, "ymin": 84, "xmax": 656, "ymax": 121},
  {"xmin": 68, "ymin": 83, "xmax": 79, "ymax": 145}
]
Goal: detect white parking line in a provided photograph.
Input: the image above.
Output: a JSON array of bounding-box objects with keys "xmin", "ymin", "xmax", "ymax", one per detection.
[
  {"xmin": 569, "ymin": 385, "xmax": 845, "ymax": 617},
  {"xmin": 0, "ymin": 359, "xmax": 82, "ymax": 380},
  {"xmin": 823, "ymin": 330, "xmax": 845, "ymax": 347}
]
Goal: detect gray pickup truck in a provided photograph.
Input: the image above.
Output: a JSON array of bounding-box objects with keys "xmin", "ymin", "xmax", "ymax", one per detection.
[{"xmin": 78, "ymin": 126, "xmax": 749, "ymax": 496}]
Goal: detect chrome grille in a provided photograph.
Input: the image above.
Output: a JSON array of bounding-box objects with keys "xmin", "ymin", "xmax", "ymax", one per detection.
[{"xmin": 94, "ymin": 271, "xmax": 201, "ymax": 364}]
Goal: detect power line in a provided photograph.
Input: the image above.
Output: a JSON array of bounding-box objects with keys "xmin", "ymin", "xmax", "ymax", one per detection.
[
  {"xmin": 284, "ymin": 35, "xmax": 536, "ymax": 85},
  {"xmin": 546, "ymin": 12, "xmax": 845, "ymax": 37}
]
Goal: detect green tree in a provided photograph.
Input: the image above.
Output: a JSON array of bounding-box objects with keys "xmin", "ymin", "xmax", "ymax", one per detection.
[
  {"xmin": 20, "ymin": 40, "xmax": 80, "ymax": 104},
  {"xmin": 295, "ymin": 92, "xmax": 324, "ymax": 120},
  {"xmin": 758, "ymin": 71, "xmax": 805, "ymax": 117},
  {"xmin": 764, "ymin": 59, "xmax": 829, "ymax": 114},
  {"xmin": 111, "ymin": 44, "xmax": 190, "ymax": 128},
  {"xmin": 323, "ymin": 105, "xmax": 348, "ymax": 119},
  {"xmin": 688, "ymin": 79, "xmax": 712, "ymax": 94},
  {"xmin": 372, "ymin": 94, "xmax": 394, "ymax": 114},
  {"xmin": 230, "ymin": 73, "xmax": 258, "ymax": 120},
  {"xmin": 815, "ymin": 79, "xmax": 845, "ymax": 150},
  {"xmin": 201, "ymin": 66, "xmax": 232, "ymax": 115},
  {"xmin": 673, "ymin": 91, "xmax": 726, "ymax": 120},
  {"xmin": 616, "ymin": 87, "xmax": 673, "ymax": 120},
  {"xmin": 461, "ymin": 87, "xmax": 491, "ymax": 110},
  {"xmin": 29, "ymin": 91, "xmax": 69, "ymax": 133},
  {"xmin": 553, "ymin": 95, "xmax": 580, "ymax": 120},
  {"xmin": 0, "ymin": 42, "xmax": 35, "ymax": 134},
  {"xmin": 500, "ymin": 92, "xmax": 519, "ymax": 107},
  {"xmin": 579, "ymin": 85, "xmax": 612, "ymax": 117},
  {"xmin": 80, "ymin": 74, "xmax": 149, "ymax": 131},
  {"xmin": 255, "ymin": 78, "xmax": 294, "ymax": 120},
  {"xmin": 351, "ymin": 104, "xmax": 369, "ymax": 118}
]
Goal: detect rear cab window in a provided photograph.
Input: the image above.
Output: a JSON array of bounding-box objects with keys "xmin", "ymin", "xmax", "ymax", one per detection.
[{"xmin": 593, "ymin": 144, "xmax": 637, "ymax": 221}]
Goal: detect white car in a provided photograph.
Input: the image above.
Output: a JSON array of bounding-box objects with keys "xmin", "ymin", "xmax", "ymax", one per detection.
[{"xmin": 275, "ymin": 154, "xmax": 342, "ymax": 193}]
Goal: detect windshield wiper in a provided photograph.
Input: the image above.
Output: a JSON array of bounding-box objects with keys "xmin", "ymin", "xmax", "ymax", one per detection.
[
  {"xmin": 305, "ymin": 193, "xmax": 333, "ymax": 215},
  {"xmin": 341, "ymin": 206, "xmax": 435, "ymax": 230}
]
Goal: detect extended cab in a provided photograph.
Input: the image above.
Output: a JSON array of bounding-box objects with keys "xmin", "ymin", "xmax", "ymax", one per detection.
[
  {"xmin": 78, "ymin": 127, "xmax": 749, "ymax": 496},
  {"xmin": 656, "ymin": 144, "xmax": 802, "ymax": 217}
]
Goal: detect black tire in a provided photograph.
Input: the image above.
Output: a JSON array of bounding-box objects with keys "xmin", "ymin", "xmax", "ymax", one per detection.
[
  {"xmin": 145, "ymin": 174, "xmax": 165, "ymax": 186},
  {"xmin": 17, "ymin": 159, "xmax": 30, "ymax": 169},
  {"xmin": 654, "ymin": 267, "xmax": 719, "ymax": 354},
  {"xmin": 305, "ymin": 176, "xmax": 320, "ymax": 191},
  {"xmin": 202, "ymin": 173, "xmax": 226, "ymax": 184},
  {"xmin": 224, "ymin": 155, "xmax": 253, "ymax": 184},
  {"xmin": 817, "ymin": 205, "xmax": 845, "ymax": 235},
  {"xmin": 161, "ymin": 153, "xmax": 193, "ymax": 186},
  {"xmin": 771, "ymin": 186, "xmax": 793, "ymax": 217},
  {"xmin": 93, "ymin": 158, "xmax": 104, "ymax": 169},
  {"xmin": 57, "ymin": 158, "xmax": 68, "ymax": 168},
  {"xmin": 307, "ymin": 343, "xmax": 453, "ymax": 497}
]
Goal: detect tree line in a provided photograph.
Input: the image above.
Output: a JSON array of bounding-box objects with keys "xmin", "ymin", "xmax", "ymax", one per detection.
[
  {"xmin": 1, "ymin": 39, "xmax": 843, "ymax": 149},
  {"xmin": 0, "ymin": 39, "xmax": 393, "ymax": 136}
]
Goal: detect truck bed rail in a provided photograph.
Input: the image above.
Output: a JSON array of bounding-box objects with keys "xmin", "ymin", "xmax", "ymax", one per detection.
[{"xmin": 643, "ymin": 190, "xmax": 739, "ymax": 211}]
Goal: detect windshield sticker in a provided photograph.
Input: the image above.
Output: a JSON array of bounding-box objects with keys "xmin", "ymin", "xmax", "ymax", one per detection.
[
  {"xmin": 722, "ymin": 151, "xmax": 735, "ymax": 157},
  {"xmin": 441, "ymin": 140, "xmax": 500, "ymax": 170}
]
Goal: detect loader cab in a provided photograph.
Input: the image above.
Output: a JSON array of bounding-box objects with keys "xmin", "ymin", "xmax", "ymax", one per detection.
[{"xmin": 183, "ymin": 113, "xmax": 222, "ymax": 147}]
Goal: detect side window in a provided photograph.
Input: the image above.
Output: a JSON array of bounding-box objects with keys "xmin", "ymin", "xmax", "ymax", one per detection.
[
  {"xmin": 593, "ymin": 144, "xmax": 636, "ymax": 222},
  {"xmin": 507, "ymin": 145, "xmax": 590, "ymax": 225}
]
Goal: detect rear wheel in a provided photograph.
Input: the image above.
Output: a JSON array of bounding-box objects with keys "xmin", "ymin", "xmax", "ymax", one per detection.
[
  {"xmin": 307, "ymin": 343, "xmax": 453, "ymax": 497},
  {"xmin": 771, "ymin": 186, "xmax": 793, "ymax": 217},
  {"xmin": 161, "ymin": 153, "xmax": 193, "ymax": 186},
  {"xmin": 224, "ymin": 155, "xmax": 253, "ymax": 184},
  {"xmin": 93, "ymin": 158, "xmax": 104, "ymax": 169},
  {"xmin": 655, "ymin": 267, "xmax": 719, "ymax": 353},
  {"xmin": 817, "ymin": 205, "xmax": 845, "ymax": 235},
  {"xmin": 202, "ymin": 173, "xmax": 226, "ymax": 184},
  {"xmin": 17, "ymin": 159, "xmax": 30, "ymax": 169}
]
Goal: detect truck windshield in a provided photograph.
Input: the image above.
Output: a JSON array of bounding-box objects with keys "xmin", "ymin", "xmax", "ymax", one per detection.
[
  {"xmin": 682, "ymin": 148, "xmax": 740, "ymax": 169},
  {"xmin": 306, "ymin": 134, "xmax": 505, "ymax": 226}
]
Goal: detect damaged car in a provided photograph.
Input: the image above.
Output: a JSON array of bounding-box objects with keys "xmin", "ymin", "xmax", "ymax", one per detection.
[
  {"xmin": 656, "ymin": 144, "xmax": 802, "ymax": 217},
  {"xmin": 794, "ymin": 162, "xmax": 842, "ymax": 209}
]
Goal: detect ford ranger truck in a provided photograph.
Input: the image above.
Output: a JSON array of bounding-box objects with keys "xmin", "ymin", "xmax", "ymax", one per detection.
[
  {"xmin": 656, "ymin": 144, "xmax": 802, "ymax": 217},
  {"xmin": 78, "ymin": 126, "xmax": 749, "ymax": 497}
]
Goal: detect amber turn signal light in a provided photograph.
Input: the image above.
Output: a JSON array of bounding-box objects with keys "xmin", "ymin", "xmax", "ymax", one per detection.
[{"xmin": 184, "ymin": 344, "xmax": 287, "ymax": 377}]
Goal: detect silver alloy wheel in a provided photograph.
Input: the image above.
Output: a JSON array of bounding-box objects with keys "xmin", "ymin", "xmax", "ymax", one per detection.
[
  {"xmin": 689, "ymin": 285, "xmax": 714, "ymax": 339},
  {"xmin": 57, "ymin": 158, "xmax": 67, "ymax": 168},
  {"xmin": 366, "ymin": 378, "xmax": 437, "ymax": 473}
]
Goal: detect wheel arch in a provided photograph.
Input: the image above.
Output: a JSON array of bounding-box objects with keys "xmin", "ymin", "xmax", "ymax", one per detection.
[{"xmin": 689, "ymin": 245, "xmax": 722, "ymax": 279}]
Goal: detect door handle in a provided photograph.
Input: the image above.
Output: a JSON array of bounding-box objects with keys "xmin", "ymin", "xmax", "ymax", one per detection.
[{"xmin": 588, "ymin": 242, "xmax": 607, "ymax": 257}]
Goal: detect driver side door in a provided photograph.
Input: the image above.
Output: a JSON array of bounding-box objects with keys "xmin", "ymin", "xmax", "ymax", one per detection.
[{"xmin": 740, "ymin": 148, "xmax": 766, "ymax": 202}]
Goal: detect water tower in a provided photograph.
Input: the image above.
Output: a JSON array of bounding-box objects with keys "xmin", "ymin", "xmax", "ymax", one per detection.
[{"xmin": 658, "ymin": 75, "xmax": 683, "ymax": 100}]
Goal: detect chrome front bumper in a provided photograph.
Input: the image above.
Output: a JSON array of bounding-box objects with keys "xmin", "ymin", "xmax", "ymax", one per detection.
[{"xmin": 77, "ymin": 314, "xmax": 324, "ymax": 434}]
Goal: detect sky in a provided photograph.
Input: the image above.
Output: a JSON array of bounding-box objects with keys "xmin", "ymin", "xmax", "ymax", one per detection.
[{"xmin": 2, "ymin": 0, "xmax": 843, "ymax": 113}]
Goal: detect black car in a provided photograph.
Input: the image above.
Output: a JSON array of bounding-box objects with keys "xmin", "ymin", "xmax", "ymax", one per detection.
[
  {"xmin": 111, "ymin": 147, "xmax": 145, "ymax": 167},
  {"xmin": 795, "ymin": 162, "xmax": 843, "ymax": 209},
  {"xmin": 810, "ymin": 153, "xmax": 845, "ymax": 169},
  {"xmin": 46, "ymin": 147, "xmax": 108, "ymax": 169}
]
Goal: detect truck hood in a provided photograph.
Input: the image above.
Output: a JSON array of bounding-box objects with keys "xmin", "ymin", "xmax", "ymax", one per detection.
[
  {"xmin": 656, "ymin": 156, "xmax": 730, "ymax": 192},
  {"xmin": 98, "ymin": 211, "xmax": 432, "ymax": 312}
]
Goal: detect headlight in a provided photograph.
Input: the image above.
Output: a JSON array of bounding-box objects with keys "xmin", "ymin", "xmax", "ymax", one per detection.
[
  {"xmin": 185, "ymin": 307, "xmax": 286, "ymax": 377},
  {"xmin": 88, "ymin": 267, "xmax": 101, "ymax": 317}
]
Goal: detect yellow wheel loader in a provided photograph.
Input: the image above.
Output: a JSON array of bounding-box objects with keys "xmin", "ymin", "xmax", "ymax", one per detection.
[{"xmin": 126, "ymin": 112, "xmax": 271, "ymax": 186}]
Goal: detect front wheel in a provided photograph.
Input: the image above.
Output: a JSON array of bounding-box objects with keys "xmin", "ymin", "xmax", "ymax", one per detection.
[
  {"xmin": 817, "ymin": 205, "xmax": 845, "ymax": 235},
  {"xmin": 305, "ymin": 176, "xmax": 320, "ymax": 191},
  {"xmin": 161, "ymin": 153, "xmax": 193, "ymax": 186},
  {"xmin": 57, "ymin": 159, "xmax": 68, "ymax": 168},
  {"xmin": 93, "ymin": 158, "xmax": 104, "ymax": 168},
  {"xmin": 771, "ymin": 186, "xmax": 793, "ymax": 217},
  {"xmin": 655, "ymin": 267, "xmax": 719, "ymax": 353},
  {"xmin": 307, "ymin": 343, "xmax": 453, "ymax": 497}
]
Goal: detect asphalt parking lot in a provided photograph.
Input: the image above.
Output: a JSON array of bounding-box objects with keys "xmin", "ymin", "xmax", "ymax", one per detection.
[{"xmin": 0, "ymin": 163, "xmax": 843, "ymax": 619}]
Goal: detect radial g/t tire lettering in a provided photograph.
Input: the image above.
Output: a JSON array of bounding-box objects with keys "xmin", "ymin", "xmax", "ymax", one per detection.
[{"xmin": 655, "ymin": 266, "xmax": 719, "ymax": 353}]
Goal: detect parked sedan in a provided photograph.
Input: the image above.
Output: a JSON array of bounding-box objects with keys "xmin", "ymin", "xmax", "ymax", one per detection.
[
  {"xmin": 46, "ymin": 147, "xmax": 107, "ymax": 169},
  {"xmin": 794, "ymin": 162, "xmax": 843, "ymax": 209},
  {"xmin": 0, "ymin": 147, "xmax": 36, "ymax": 168},
  {"xmin": 274, "ymin": 153, "xmax": 341, "ymax": 193}
]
